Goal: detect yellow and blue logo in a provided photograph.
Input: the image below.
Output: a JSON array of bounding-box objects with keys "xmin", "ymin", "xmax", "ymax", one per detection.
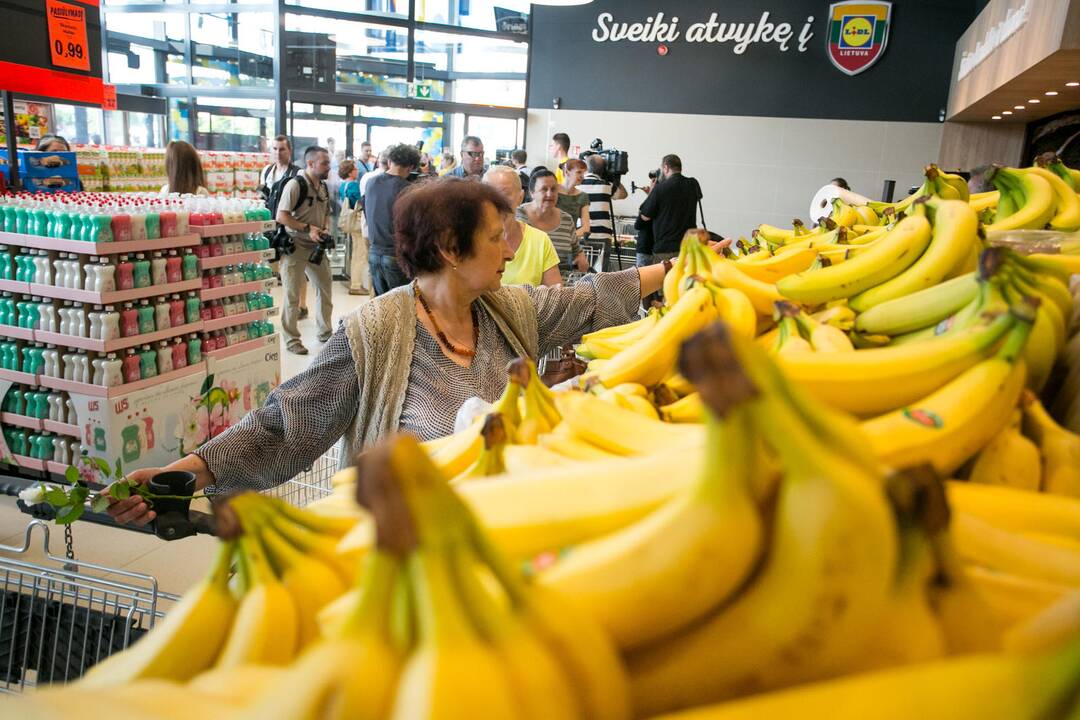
[{"xmin": 828, "ymin": 1, "xmax": 892, "ymax": 76}]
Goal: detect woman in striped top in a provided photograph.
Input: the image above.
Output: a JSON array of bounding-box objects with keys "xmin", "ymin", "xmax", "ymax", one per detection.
[{"xmin": 518, "ymin": 168, "xmax": 589, "ymax": 273}]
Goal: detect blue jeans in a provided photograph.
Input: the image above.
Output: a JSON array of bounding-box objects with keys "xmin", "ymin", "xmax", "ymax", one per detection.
[{"xmin": 370, "ymin": 252, "xmax": 410, "ymax": 296}]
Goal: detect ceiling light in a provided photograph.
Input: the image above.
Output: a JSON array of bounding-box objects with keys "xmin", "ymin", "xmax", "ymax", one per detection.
[
  {"xmin": 1014, "ymin": 105, "xmax": 1025, "ymax": 109},
  {"xmin": 1029, "ymin": 99, "xmax": 1040, "ymax": 103},
  {"xmin": 1067, "ymin": 82, "xmax": 1079, "ymax": 87},
  {"xmin": 1046, "ymin": 91, "xmax": 1059, "ymax": 96},
  {"xmin": 1002, "ymin": 110, "xmax": 1012, "ymax": 115},
  {"xmin": 992, "ymin": 115, "xmax": 1002, "ymax": 120}
]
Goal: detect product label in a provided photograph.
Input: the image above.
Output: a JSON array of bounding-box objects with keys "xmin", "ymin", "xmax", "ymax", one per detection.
[
  {"xmin": 101, "ymin": 83, "xmax": 117, "ymax": 110},
  {"xmin": 46, "ymin": 0, "xmax": 91, "ymax": 72}
]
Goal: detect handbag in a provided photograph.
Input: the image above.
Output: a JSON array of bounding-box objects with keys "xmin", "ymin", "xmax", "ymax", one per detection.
[{"xmin": 539, "ymin": 346, "xmax": 588, "ymax": 387}]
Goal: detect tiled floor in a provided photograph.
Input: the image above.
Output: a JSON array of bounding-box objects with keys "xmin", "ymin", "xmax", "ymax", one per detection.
[{"xmin": 0, "ymin": 277, "xmax": 370, "ymax": 596}]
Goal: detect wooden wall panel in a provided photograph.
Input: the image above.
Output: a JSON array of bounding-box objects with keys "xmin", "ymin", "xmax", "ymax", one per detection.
[{"xmin": 938, "ymin": 120, "xmax": 1027, "ymax": 170}]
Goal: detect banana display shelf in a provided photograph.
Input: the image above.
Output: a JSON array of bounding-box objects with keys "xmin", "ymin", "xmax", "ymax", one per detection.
[{"xmin": 4, "ymin": 159, "xmax": 1080, "ymax": 719}]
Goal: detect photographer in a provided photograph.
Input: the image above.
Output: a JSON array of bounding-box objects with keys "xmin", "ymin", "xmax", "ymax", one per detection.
[
  {"xmin": 366, "ymin": 143, "xmax": 422, "ymax": 296},
  {"xmin": 638, "ymin": 154, "xmax": 702, "ymax": 263},
  {"xmin": 276, "ymin": 145, "xmax": 334, "ymax": 356}
]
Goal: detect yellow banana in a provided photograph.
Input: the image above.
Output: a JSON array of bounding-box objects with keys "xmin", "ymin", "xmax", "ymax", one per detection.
[
  {"xmin": 965, "ymin": 565, "xmax": 1073, "ymax": 632},
  {"xmin": 735, "ymin": 246, "xmax": 818, "ymax": 282},
  {"xmin": 1023, "ymin": 165, "xmax": 1080, "ymax": 231},
  {"xmin": 860, "ymin": 313, "xmax": 1031, "ymax": 475},
  {"xmin": 710, "ymin": 285, "xmax": 758, "ymax": 338},
  {"xmin": 535, "ymin": 426, "xmax": 619, "ymax": 461},
  {"xmin": 952, "ymin": 512, "xmax": 1080, "ymax": 587},
  {"xmin": 968, "ymin": 409, "xmax": 1042, "ymax": 491},
  {"xmin": 985, "ymin": 167, "xmax": 1056, "ymax": 231},
  {"xmin": 556, "ymin": 390, "xmax": 705, "ymax": 455},
  {"xmin": 946, "ymin": 480, "xmax": 1080, "ymax": 541},
  {"xmin": 777, "ymin": 214, "xmax": 933, "ymax": 306},
  {"xmin": 660, "ymin": 391, "xmax": 705, "ymax": 423},
  {"xmin": 853, "ymin": 271, "xmax": 978, "ymax": 336},
  {"xmin": 1022, "ymin": 392, "xmax": 1080, "ymax": 497},
  {"xmin": 78, "ymin": 541, "xmax": 237, "ymax": 688},
  {"xmin": 704, "ymin": 252, "xmax": 786, "ymax": 316}
]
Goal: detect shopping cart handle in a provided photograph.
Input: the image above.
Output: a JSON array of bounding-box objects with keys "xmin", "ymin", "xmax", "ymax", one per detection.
[{"xmin": 147, "ymin": 470, "xmax": 217, "ymax": 541}]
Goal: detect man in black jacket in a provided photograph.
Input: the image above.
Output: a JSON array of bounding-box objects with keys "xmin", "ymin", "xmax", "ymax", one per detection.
[{"xmin": 638, "ymin": 154, "xmax": 702, "ymax": 263}]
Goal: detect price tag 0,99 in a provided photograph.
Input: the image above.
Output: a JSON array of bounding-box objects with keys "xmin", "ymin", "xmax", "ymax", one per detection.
[{"xmin": 46, "ymin": 0, "xmax": 91, "ymax": 72}]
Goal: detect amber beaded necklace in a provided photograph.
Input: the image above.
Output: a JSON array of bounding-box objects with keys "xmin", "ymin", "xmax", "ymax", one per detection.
[{"xmin": 413, "ymin": 281, "xmax": 479, "ymax": 358}]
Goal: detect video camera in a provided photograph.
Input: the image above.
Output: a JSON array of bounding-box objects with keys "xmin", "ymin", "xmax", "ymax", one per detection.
[{"xmin": 579, "ymin": 138, "xmax": 629, "ymax": 185}]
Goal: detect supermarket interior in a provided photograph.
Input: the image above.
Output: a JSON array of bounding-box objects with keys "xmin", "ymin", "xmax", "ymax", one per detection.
[{"xmin": 2, "ymin": 0, "xmax": 1080, "ymax": 717}]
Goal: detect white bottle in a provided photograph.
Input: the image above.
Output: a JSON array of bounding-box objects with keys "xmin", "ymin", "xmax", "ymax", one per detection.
[
  {"xmin": 53, "ymin": 256, "xmax": 68, "ymax": 288},
  {"xmin": 102, "ymin": 353, "xmax": 123, "ymax": 387},
  {"xmin": 69, "ymin": 257, "xmax": 83, "ymax": 290},
  {"xmin": 97, "ymin": 258, "xmax": 116, "ymax": 293},
  {"xmin": 92, "ymin": 357, "xmax": 106, "ymax": 386},
  {"xmin": 73, "ymin": 352, "xmax": 90, "ymax": 383},
  {"xmin": 156, "ymin": 342, "xmax": 173, "ymax": 375},
  {"xmin": 88, "ymin": 306, "xmax": 103, "ymax": 340},
  {"xmin": 101, "ymin": 305, "xmax": 120, "ymax": 340},
  {"xmin": 70, "ymin": 442, "xmax": 82, "ymax": 459},
  {"xmin": 71, "ymin": 304, "xmax": 87, "ymax": 338},
  {"xmin": 65, "ymin": 397, "xmax": 77, "ymax": 424},
  {"xmin": 58, "ymin": 303, "xmax": 72, "ymax": 335},
  {"xmin": 154, "ymin": 300, "xmax": 170, "ymax": 332},
  {"xmin": 62, "ymin": 352, "xmax": 76, "ymax": 380},
  {"xmin": 47, "ymin": 393, "xmax": 61, "ymax": 421},
  {"xmin": 42, "ymin": 347, "xmax": 59, "ymax": 378},
  {"xmin": 39, "ymin": 302, "xmax": 57, "ymax": 333},
  {"xmin": 151, "ymin": 252, "xmax": 168, "ymax": 286},
  {"xmin": 84, "ymin": 257, "xmax": 99, "ymax": 291},
  {"xmin": 34, "ymin": 252, "xmax": 52, "ymax": 285}
]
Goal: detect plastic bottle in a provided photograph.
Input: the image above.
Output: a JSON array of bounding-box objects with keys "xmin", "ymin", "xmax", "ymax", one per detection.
[
  {"xmin": 116, "ymin": 256, "xmax": 135, "ymax": 291},
  {"xmin": 210, "ymin": 300, "xmax": 224, "ymax": 320},
  {"xmin": 132, "ymin": 254, "xmax": 151, "ymax": 289},
  {"xmin": 88, "ymin": 306, "xmax": 103, "ymax": 339},
  {"xmin": 47, "ymin": 393, "xmax": 64, "ymax": 421},
  {"xmin": 171, "ymin": 339, "xmax": 188, "ymax": 370},
  {"xmin": 0, "ymin": 294, "xmax": 11, "ymax": 326},
  {"xmin": 13, "ymin": 204, "xmax": 28, "ymax": 235},
  {"xmin": 151, "ymin": 252, "xmax": 168, "ymax": 286},
  {"xmin": 65, "ymin": 396, "xmax": 76, "ymax": 424},
  {"xmin": 24, "ymin": 297, "xmax": 41, "ymax": 331},
  {"xmin": 120, "ymin": 303, "xmax": 139, "ymax": 338},
  {"xmin": 129, "ymin": 207, "xmax": 147, "ymax": 242},
  {"xmin": 69, "ymin": 256, "xmax": 83, "ymax": 289},
  {"xmin": 137, "ymin": 300, "xmax": 155, "ymax": 334},
  {"xmin": 97, "ymin": 258, "xmax": 116, "ymax": 292},
  {"xmin": 71, "ymin": 304, "xmax": 87, "ymax": 337},
  {"xmin": 103, "ymin": 353, "xmax": 123, "ymax": 387},
  {"xmin": 154, "ymin": 299, "xmax": 171, "ymax": 331},
  {"xmin": 166, "ymin": 251, "xmax": 183, "ymax": 283},
  {"xmin": 39, "ymin": 302, "xmax": 57, "ymax": 333},
  {"xmin": 182, "ymin": 251, "xmax": 199, "ymax": 280},
  {"xmin": 174, "ymin": 203, "xmax": 190, "ymax": 235},
  {"xmin": 58, "ymin": 302, "xmax": 71, "ymax": 335},
  {"xmin": 61, "ymin": 352, "xmax": 75, "ymax": 380},
  {"xmin": 139, "ymin": 345, "xmax": 157, "ymax": 379},
  {"xmin": 83, "ymin": 257, "xmax": 100, "ymax": 291},
  {"xmin": 53, "ymin": 256, "xmax": 68, "ymax": 288},
  {"xmin": 144, "ymin": 206, "xmax": 160, "ymax": 240},
  {"xmin": 92, "ymin": 357, "xmax": 105, "ymax": 385},
  {"xmin": 33, "ymin": 253, "xmax": 52, "ymax": 285},
  {"xmin": 102, "ymin": 305, "xmax": 120, "ymax": 340},
  {"xmin": 110, "ymin": 206, "xmax": 133, "ymax": 243},
  {"xmin": 159, "ymin": 207, "xmax": 177, "ymax": 238},
  {"xmin": 74, "ymin": 352, "xmax": 91, "ymax": 383},
  {"xmin": 122, "ymin": 349, "xmax": 141, "ymax": 384},
  {"xmin": 187, "ymin": 334, "xmax": 202, "ymax": 364},
  {"xmin": 208, "ymin": 269, "xmax": 223, "ymax": 289},
  {"xmin": 156, "ymin": 342, "xmax": 173, "ymax": 375},
  {"xmin": 184, "ymin": 292, "xmax": 201, "ymax": 324},
  {"xmin": 43, "ymin": 347, "xmax": 59, "ymax": 377}
]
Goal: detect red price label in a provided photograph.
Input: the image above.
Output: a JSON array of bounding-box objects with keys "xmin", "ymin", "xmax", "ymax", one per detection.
[
  {"xmin": 102, "ymin": 83, "xmax": 117, "ymax": 110},
  {"xmin": 46, "ymin": 0, "xmax": 91, "ymax": 72}
]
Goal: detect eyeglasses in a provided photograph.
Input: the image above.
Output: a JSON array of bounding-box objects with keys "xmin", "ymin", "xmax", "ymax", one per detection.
[{"xmin": 462, "ymin": 150, "xmax": 484, "ymax": 158}]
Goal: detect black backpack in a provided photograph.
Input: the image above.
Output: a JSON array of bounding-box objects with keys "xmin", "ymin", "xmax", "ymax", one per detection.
[{"xmin": 267, "ymin": 169, "xmax": 314, "ymax": 258}]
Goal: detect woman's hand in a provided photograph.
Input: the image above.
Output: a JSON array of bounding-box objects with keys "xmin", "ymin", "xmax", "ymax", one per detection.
[
  {"xmin": 106, "ymin": 467, "xmax": 159, "ymax": 527},
  {"xmin": 575, "ymin": 253, "xmax": 590, "ymax": 273},
  {"xmin": 708, "ymin": 237, "xmax": 733, "ymax": 253}
]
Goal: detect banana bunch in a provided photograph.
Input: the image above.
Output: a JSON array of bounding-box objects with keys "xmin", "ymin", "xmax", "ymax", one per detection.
[
  {"xmin": 765, "ymin": 300, "xmax": 855, "ymax": 353},
  {"xmin": 578, "ymin": 307, "xmax": 662, "ymax": 360},
  {"xmin": 984, "ymin": 165, "xmax": 1059, "ymax": 232},
  {"xmin": 1036, "ymin": 151, "xmax": 1080, "ymax": 191}
]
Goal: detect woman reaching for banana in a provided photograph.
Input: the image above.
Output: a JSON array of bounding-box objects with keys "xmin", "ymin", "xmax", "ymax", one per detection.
[{"xmin": 108, "ymin": 177, "xmax": 675, "ymax": 527}]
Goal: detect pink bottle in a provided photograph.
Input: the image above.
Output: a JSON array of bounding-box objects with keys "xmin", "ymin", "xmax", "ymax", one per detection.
[
  {"xmin": 169, "ymin": 295, "xmax": 185, "ymax": 327},
  {"xmin": 110, "ymin": 207, "xmax": 132, "ymax": 243},
  {"xmin": 122, "ymin": 350, "xmax": 141, "ymax": 384},
  {"xmin": 210, "ymin": 300, "xmax": 224, "ymax": 320},
  {"xmin": 209, "ymin": 239, "xmax": 224, "ymax": 257},
  {"xmin": 200, "ymin": 303, "xmax": 212, "ymax": 321},
  {"xmin": 208, "ymin": 270, "xmax": 223, "ymax": 289},
  {"xmin": 165, "ymin": 252, "xmax": 182, "ymax": 283},
  {"xmin": 159, "ymin": 208, "xmax": 177, "ymax": 238},
  {"xmin": 120, "ymin": 304, "xmax": 139, "ymax": 337},
  {"xmin": 193, "ymin": 243, "xmax": 211, "ymax": 259},
  {"xmin": 116, "ymin": 256, "xmax": 135, "ymax": 291}
]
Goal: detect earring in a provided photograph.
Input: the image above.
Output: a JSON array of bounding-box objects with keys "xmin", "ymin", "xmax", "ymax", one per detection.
[{"xmin": 452, "ymin": 264, "xmax": 458, "ymax": 270}]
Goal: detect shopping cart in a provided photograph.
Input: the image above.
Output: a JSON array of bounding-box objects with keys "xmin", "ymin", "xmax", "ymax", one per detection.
[{"xmin": 0, "ymin": 444, "xmax": 343, "ymax": 694}]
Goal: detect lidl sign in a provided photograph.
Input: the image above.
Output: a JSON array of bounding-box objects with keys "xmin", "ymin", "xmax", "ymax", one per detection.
[{"xmin": 827, "ymin": 1, "xmax": 892, "ymax": 76}]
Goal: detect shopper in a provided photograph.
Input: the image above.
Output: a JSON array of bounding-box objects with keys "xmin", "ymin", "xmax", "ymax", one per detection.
[
  {"xmin": 34, "ymin": 135, "xmax": 70, "ymax": 152},
  {"xmin": 360, "ymin": 150, "xmax": 389, "ymax": 198},
  {"xmin": 106, "ymin": 179, "xmax": 672, "ymax": 517},
  {"xmin": 556, "ymin": 158, "xmax": 591, "ymax": 239},
  {"xmin": 358, "ymin": 141, "xmax": 376, "ymax": 173},
  {"xmin": 638, "ymin": 154, "xmax": 703, "ymax": 262},
  {"xmin": 484, "ymin": 165, "xmax": 561, "ymax": 287},
  {"xmin": 276, "ymin": 145, "xmax": 334, "ymax": 355},
  {"xmin": 339, "ymin": 160, "xmax": 369, "ymax": 296},
  {"xmin": 518, "ymin": 168, "xmax": 587, "ymax": 273},
  {"xmin": 579, "ymin": 154, "xmax": 628, "ymax": 246},
  {"xmin": 367, "ymin": 143, "xmax": 421, "ymax": 296},
  {"xmin": 550, "ymin": 132, "xmax": 571, "ymax": 184},
  {"xmin": 511, "ymin": 148, "xmax": 531, "ymax": 201},
  {"xmin": 260, "ymin": 135, "xmax": 308, "ymax": 320},
  {"xmin": 831, "ymin": 177, "xmax": 851, "ymax": 191},
  {"xmin": 160, "ymin": 141, "xmax": 209, "ymax": 196},
  {"xmin": 438, "ymin": 150, "xmax": 458, "ymax": 176},
  {"xmin": 449, "ymin": 136, "xmax": 485, "ymax": 179},
  {"xmin": 419, "ymin": 152, "xmax": 438, "ymax": 177}
]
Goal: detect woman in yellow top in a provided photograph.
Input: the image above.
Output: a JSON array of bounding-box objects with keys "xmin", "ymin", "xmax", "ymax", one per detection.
[{"xmin": 483, "ymin": 166, "xmax": 562, "ymax": 286}]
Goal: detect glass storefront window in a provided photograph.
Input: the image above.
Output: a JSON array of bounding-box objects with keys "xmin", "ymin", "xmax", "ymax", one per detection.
[
  {"xmin": 284, "ymin": 0, "xmax": 407, "ymax": 18},
  {"xmin": 453, "ymin": 79, "xmax": 525, "ymax": 107},
  {"xmin": 466, "ymin": 116, "xmax": 520, "ymax": 160},
  {"xmin": 103, "ymin": 12, "xmax": 187, "ymax": 84},
  {"xmin": 195, "ymin": 97, "xmax": 273, "ymax": 151},
  {"xmin": 52, "ymin": 104, "xmax": 105, "ymax": 146},
  {"xmin": 191, "ymin": 12, "xmax": 275, "ymax": 88},
  {"xmin": 414, "ymin": 29, "xmax": 527, "ymax": 74},
  {"xmin": 417, "ymin": 0, "xmax": 530, "ymax": 34}
]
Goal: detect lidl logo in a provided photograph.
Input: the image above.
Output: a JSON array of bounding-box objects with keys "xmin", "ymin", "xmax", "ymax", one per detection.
[{"xmin": 828, "ymin": 1, "xmax": 892, "ymax": 76}]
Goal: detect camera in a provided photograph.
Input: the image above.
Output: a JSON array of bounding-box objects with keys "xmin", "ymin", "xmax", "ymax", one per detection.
[
  {"xmin": 308, "ymin": 232, "xmax": 335, "ymax": 265},
  {"xmin": 579, "ymin": 138, "xmax": 629, "ymax": 184}
]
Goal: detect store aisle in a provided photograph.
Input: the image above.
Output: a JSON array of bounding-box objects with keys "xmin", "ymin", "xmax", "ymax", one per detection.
[{"xmin": 269, "ymin": 279, "xmax": 370, "ymax": 381}]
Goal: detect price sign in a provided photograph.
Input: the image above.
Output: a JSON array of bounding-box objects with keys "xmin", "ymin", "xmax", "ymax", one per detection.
[
  {"xmin": 260, "ymin": 220, "xmax": 277, "ymax": 233},
  {"xmin": 46, "ymin": 0, "xmax": 91, "ymax": 72},
  {"xmin": 101, "ymin": 84, "xmax": 117, "ymax": 110}
]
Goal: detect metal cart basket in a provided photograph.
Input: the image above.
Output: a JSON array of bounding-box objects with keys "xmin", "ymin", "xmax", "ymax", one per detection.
[{"xmin": 0, "ymin": 444, "xmax": 342, "ymax": 695}]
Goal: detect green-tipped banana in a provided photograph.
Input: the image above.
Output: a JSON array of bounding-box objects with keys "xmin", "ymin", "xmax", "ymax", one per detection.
[
  {"xmin": 854, "ymin": 272, "xmax": 978, "ymax": 336},
  {"xmin": 985, "ymin": 166, "xmax": 1056, "ymax": 232}
]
